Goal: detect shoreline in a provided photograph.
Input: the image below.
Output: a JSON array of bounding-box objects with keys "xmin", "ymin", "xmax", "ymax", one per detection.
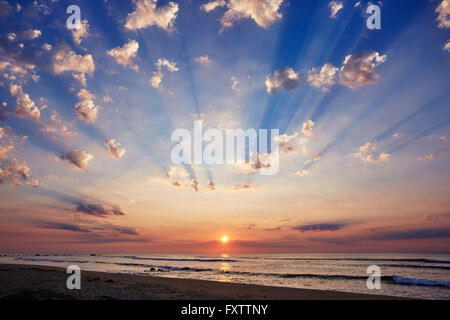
[{"xmin": 0, "ymin": 263, "xmax": 405, "ymax": 300}]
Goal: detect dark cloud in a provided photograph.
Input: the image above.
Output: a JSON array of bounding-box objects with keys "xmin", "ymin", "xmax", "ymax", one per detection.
[
  {"xmin": 39, "ymin": 221, "xmax": 91, "ymax": 233},
  {"xmin": 75, "ymin": 201, "xmax": 125, "ymax": 217},
  {"xmin": 367, "ymin": 227, "xmax": 450, "ymax": 240},
  {"xmin": 293, "ymin": 223, "xmax": 347, "ymax": 232}
]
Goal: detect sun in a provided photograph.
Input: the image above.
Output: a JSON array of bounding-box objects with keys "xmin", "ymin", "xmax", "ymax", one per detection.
[{"xmin": 221, "ymin": 236, "xmax": 229, "ymax": 243}]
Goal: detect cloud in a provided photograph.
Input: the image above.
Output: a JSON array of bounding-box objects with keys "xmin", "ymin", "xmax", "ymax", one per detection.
[
  {"xmin": 265, "ymin": 67, "xmax": 301, "ymax": 94},
  {"xmin": 72, "ymin": 19, "xmax": 89, "ymax": 45},
  {"xmin": 436, "ymin": 0, "xmax": 450, "ymax": 28},
  {"xmin": 418, "ymin": 153, "xmax": 436, "ymax": 161},
  {"xmin": 201, "ymin": 0, "xmax": 226, "ymax": 12},
  {"xmin": 72, "ymin": 72, "xmax": 87, "ymax": 87},
  {"xmin": 52, "ymin": 47, "xmax": 95, "ymax": 75},
  {"xmin": 353, "ymin": 142, "xmax": 390, "ymax": 163},
  {"xmin": 107, "ymin": 40, "xmax": 139, "ymax": 72},
  {"xmin": 0, "ymin": 59, "xmax": 37, "ymax": 80},
  {"xmin": 150, "ymin": 71, "xmax": 163, "ymax": 88},
  {"xmin": 75, "ymin": 201, "xmax": 126, "ymax": 217},
  {"xmin": 329, "ymin": 1, "xmax": 343, "ymax": 18},
  {"xmin": 41, "ymin": 43, "xmax": 52, "ymax": 51},
  {"xmin": 19, "ymin": 29, "xmax": 42, "ymax": 40},
  {"xmin": 60, "ymin": 149, "xmax": 93, "ymax": 169},
  {"xmin": 9, "ymin": 84, "xmax": 40, "ymax": 121},
  {"xmin": 444, "ymin": 40, "xmax": 450, "ymax": 52},
  {"xmin": 105, "ymin": 139, "xmax": 126, "ymax": 159},
  {"xmin": 302, "ymin": 119, "xmax": 315, "ymax": 138},
  {"xmin": 75, "ymin": 88, "xmax": 99, "ymax": 123},
  {"xmin": 195, "ymin": 55, "xmax": 212, "ymax": 66},
  {"xmin": 307, "ymin": 63, "xmax": 338, "ymax": 92},
  {"xmin": 150, "ymin": 58, "xmax": 178, "ymax": 88},
  {"xmin": 166, "ymin": 166, "xmax": 190, "ymax": 187},
  {"xmin": 0, "ymin": 0, "xmax": 12, "ymax": 17},
  {"xmin": 156, "ymin": 58, "xmax": 179, "ymax": 72},
  {"xmin": 41, "ymin": 110, "xmax": 76, "ymax": 138},
  {"xmin": 293, "ymin": 223, "xmax": 347, "ymax": 232},
  {"xmin": 204, "ymin": 0, "xmax": 284, "ymax": 31},
  {"xmin": 1, "ymin": 159, "xmax": 37, "ymax": 187},
  {"xmin": 231, "ymin": 76, "xmax": 239, "ymax": 90},
  {"xmin": 125, "ymin": 0, "xmax": 178, "ymax": 32},
  {"xmin": 39, "ymin": 221, "xmax": 91, "ymax": 233},
  {"xmin": 339, "ymin": 51, "xmax": 387, "ymax": 90},
  {"xmin": 368, "ymin": 227, "xmax": 450, "ymax": 240}
]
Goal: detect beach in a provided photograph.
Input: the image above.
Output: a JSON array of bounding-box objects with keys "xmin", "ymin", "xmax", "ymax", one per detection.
[{"xmin": 0, "ymin": 264, "xmax": 399, "ymax": 300}]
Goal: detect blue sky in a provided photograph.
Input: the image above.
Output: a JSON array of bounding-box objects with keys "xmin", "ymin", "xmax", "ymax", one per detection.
[{"xmin": 0, "ymin": 0, "xmax": 449, "ymax": 253}]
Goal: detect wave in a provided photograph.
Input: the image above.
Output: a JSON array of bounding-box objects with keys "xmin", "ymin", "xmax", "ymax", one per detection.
[
  {"xmin": 379, "ymin": 264, "xmax": 450, "ymax": 271},
  {"xmin": 14, "ymin": 257, "xmax": 88, "ymax": 264},
  {"xmin": 392, "ymin": 276, "xmax": 450, "ymax": 288},
  {"xmin": 261, "ymin": 257, "xmax": 450, "ymax": 264},
  {"xmin": 122, "ymin": 255, "xmax": 239, "ymax": 263}
]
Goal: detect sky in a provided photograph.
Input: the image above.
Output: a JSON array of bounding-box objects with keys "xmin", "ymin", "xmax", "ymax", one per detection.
[{"xmin": 0, "ymin": 0, "xmax": 449, "ymax": 254}]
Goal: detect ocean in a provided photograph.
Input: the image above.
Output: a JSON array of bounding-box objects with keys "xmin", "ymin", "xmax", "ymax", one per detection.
[{"xmin": 1, "ymin": 253, "xmax": 449, "ymax": 300}]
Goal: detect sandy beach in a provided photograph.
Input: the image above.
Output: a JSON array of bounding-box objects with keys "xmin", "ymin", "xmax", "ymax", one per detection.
[{"xmin": 0, "ymin": 264, "xmax": 402, "ymax": 300}]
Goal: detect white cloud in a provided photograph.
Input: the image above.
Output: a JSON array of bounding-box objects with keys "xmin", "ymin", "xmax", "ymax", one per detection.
[
  {"xmin": 105, "ymin": 139, "xmax": 126, "ymax": 159},
  {"xmin": 9, "ymin": 84, "xmax": 40, "ymax": 121},
  {"xmin": 444, "ymin": 40, "xmax": 450, "ymax": 52},
  {"xmin": 307, "ymin": 63, "xmax": 338, "ymax": 92},
  {"xmin": 265, "ymin": 67, "xmax": 300, "ymax": 94},
  {"xmin": 302, "ymin": 119, "xmax": 315, "ymax": 138},
  {"xmin": 72, "ymin": 73, "xmax": 87, "ymax": 87},
  {"xmin": 207, "ymin": 0, "xmax": 283, "ymax": 31},
  {"xmin": 195, "ymin": 55, "xmax": 212, "ymax": 66},
  {"xmin": 150, "ymin": 58, "xmax": 178, "ymax": 88},
  {"xmin": 75, "ymin": 88, "xmax": 98, "ymax": 123},
  {"xmin": 3, "ymin": 159, "xmax": 36, "ymax": 186},
  {"xmin": 231, "ymin": 76, "xmax": 239, "ymax": 90},
  {"xmin": 156, "ymin": 58, "xmax": 179, "ymax": 72},
  {"xmin": 41, "ymin": 43, "xmax": 52, "ymax": 51},
  {"xmin": 52, "ymin": 47, "xmax": 95, "ymax": 75},
  {"xmin": 20, "ymin": 29, "xmax": 42, "ymax": 40},
  {"xmin": 107, "ymin": 40, "xmax": 140, "ymax": 72},
  {"xmin": 201, "ymin": 0, "xmax": 226, "ymax": 12},
  {"xmin": 60, "ymin": 149, "xmax": 93, "ymax": 169},
  {"xmin": 418, "ymin": 153, "xmax": 436, "ymax": 161},
  {"xmin": 150, "ymin": 70, "xmax": 163, "ymax": 88},
  {"xmin": 339, "ymin": 51, "xmax": 387, "ymax": 90},
  {"xmin": 353, "ymin": 142, "xmax": 390, "ymax": 164},
  {"xmin": 125, "ymin": 0, "xmax": 178, "ymax": 32},
  {"xmin": 42, "ymin": 110, "xmax": 76, "ymax": 138},
  {"xmin": 72, "ymin": 19, "xmax": 89, "ymax": 45},
  {"xmin": 436, "ymin": 0, "xmax": 450, "ymax": 28},
  {"xmin": 329, "ymin": 1, "xmax": 343, "ymax": 18}
]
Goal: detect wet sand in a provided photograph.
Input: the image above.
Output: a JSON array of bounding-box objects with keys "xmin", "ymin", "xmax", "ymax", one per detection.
[{"xmin": 0, "ymin": 264, "xmax": 402, "ymax": 300}]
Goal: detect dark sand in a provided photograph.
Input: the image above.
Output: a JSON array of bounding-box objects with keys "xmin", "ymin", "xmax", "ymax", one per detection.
[{"xmin": 0, "ymin": 264, "xmax": 401, "ymax": 300}]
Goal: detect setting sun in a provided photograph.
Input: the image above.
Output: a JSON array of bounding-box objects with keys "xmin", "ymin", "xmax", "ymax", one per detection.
[{"xmin": 221, "ymin": 236, "xmax": 229, "ymax": 243}]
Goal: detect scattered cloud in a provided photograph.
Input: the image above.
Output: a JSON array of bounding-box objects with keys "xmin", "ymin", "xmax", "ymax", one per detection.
[
  {"xmin": 72, "ymin": 72, "xmax": 87, "ymax": 87},
  {"xmin": 265, "ymin": 67, "xmax": 301, "ymax": 94},
  {"xmin": 41, "ymin": 110, "xmax": 76, "ymax": 138},
  {"xmin": 302, "ymin": 119, "xmax": 315, "ymax": 138},
  {"xmin": 307, "ymin": 63, "xmax": 338, "ymax": 92},
  {"xmin": 436, "ymin": 0, "xmax": 450, "ymax": 28},
  {"xmin": 0, "ymin": 159, "xmax": 37, "ymax": 187},
  {"xmin": 0, "ymin": 0, "xmax": 13, "ymax": 17},
  {"xmin": 75, "ymin": 88, "xmax": 98, "ymax": 123},
  {"xmin": 339, "ymin": 51, "xmax": 387, "ymax": 90},
  {"xmin": 60, "ymin": 149, "xmax": 93, "ymax": 169},
  {"xmin": 329, "ymin": 1, "xmax": 343, "ymax": 19},
  {"xmin": 19, "ymin": 29, "xmax": 42, "ymax": 40},
  {"xmin": 125, "ymin": 0, "xmax": 178, "ymax": 32},
  {"xmin": 195, "ymin": 55, "xmax": 212, "ymax": 66},
  {"xmin": 52, "ymin": 47, "xmax": 95, "ymax": 75},
  {"xmin": 9, "ymin": 84, "xmax": 40, "ymax": 121},
  {"xmin": 231, "ymin": 76, "xmax": 239, "ymax": 90},
  {"xmin": 41, "ymin": 43, "xmax": 52, "ymax": 51},
  {"xmin": 150, "ymin": 58, "xmax": 178, "ymax": 88},
  {"xmin": 107, "ymin": 40, "xmax": 139, "ymax": 72},
  {"xmin": 105, "ymin": 139, "xmax": 126, "ymax": 159},
  {"xmin": 203, "ymin": 0, "xmax": 284, "ymax": 31},
  {"xmin": 293, "ymin": 223, "xmax": 347, "ymax": 232},
  {"xmin": 75, "ymin": 201, "xmax": 126, "ymax": 217},
  {"xmin": 72, "ymin": 19, "xmax": 89, "ymax": 45},
  {"xmin": 444, "ymin": 40, "xmax": 450, "ymax": 52},
  {"xmin": 418, "ymin": 153, "xmax": 436, "ymax": 161},
  {"xmin": 353, "ymin": 142, "xmax": 390, "ymax": 163}
]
